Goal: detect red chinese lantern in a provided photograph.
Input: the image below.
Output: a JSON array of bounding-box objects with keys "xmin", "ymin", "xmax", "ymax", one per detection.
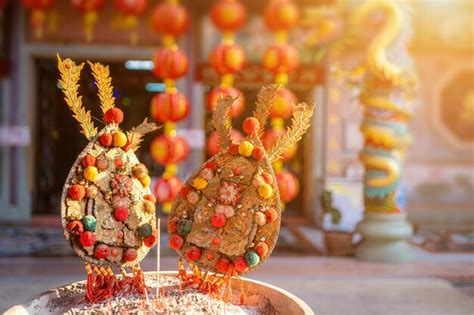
[
  {"xmin": 263, "ymin": 43, "xmax": 299, "ymax": 75},
  {"xmin": 152, "ymin": 1, "xmax": 189, "ymax": 37},
  {"xmin": 154, "ymin": 176, "xmax": 182, "ymax": 203},
  {"xmin": 152, "ymin": 47, "xmax": 189, "ymax": 80},
  {"xmin": 207, "ymin": 86, "xmax": 245, "ymax": 118},
  {"xmin": 0, "ymin": 0, "xmax": 8, "ymax": 10},
  {"xmin": 207, "ymin": 129, "xmax": 243, "ymax": 157},
  {"xmin": 262, "ymin": 129, "xmax": 297, "ymax": 161},
  {"xmin": 71, "ymin": 0, "xmax": 105, "ymax": 42},
  {"xmin": 263, "ymin": 0, "xmax": 299, "ymax": 33},
  {"xmin": 114, "ymin": 0, "xmax": 146, "ymax": 15},
  {"xmin": 21, "ymin": 0, "xmax": 55, "ymax": 39},
  {"xmin": 150, "ymin": 91, "xmax": 189, "ymax": 123},
  {"xmin": 210, "ymin": 43, "xmax": 245, "ymax": 75},
  {"xmin": 150, "ymin": 135, "xmax": 189, "ymax": 165},
  {"xmin": 276, "ymin": 169, "xmax": 299, "ymax": 202},
  {"xmin": 210, "ymin": 0, "xmax": 247, "ymax": 33},
  {"xmin": 270, "ymin": 87, "xmax": 297, "ymax": 119}
]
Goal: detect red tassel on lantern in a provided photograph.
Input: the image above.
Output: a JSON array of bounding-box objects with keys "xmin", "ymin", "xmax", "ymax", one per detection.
[
  {"xmin": 71, "ymin": 0, "xmax": 105, "ymax": 42},
  {"xmin": 150, "ymin": 91, "xmax": 189, "ymax": 123},
  {"xmin": 150, "ymin": 135, "xmax": 189, "ymax": 165},
  {"xmin": 21, "ymin": 0, "xmax": 55, "ymax": 39},
  {"xmin": 114, "ymin": 0, "xmax": 147, "ymax": 45}
]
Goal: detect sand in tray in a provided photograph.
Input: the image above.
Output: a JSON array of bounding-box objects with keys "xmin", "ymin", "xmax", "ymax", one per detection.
[{"xmin": 63, "ymin": 276, "xmax": 275, "ymax": 315}]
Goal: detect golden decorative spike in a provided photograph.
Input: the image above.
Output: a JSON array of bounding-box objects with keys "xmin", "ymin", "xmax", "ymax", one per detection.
[
  {"xmin": 267, "ymin": 102, "xmax": 314, "ymax": 162},
  {"xmin": 57, "ymin": 54, "xmax": 97, "ymax": 139},
  {"xmin": 87, "ymin": 60, "xmax": 116, "ymax": 114},
  {"xmin": 212, "ymin": 95, "xmax": 235, "ymax": 151},
  {"xmin": 252, "ymin": 84, "xmax": 279, "ymax": 137},
  {"xmin": 126, "ymin": 118, "xmax": 160, "ymax": 151}
]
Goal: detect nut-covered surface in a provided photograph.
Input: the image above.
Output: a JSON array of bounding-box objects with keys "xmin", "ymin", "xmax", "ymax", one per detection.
[
  {"xmin": 61, "ymin": 125, "xmax": 156, "ymax": 268},
  {"xmin": 168, "ymin": 137, "xmax": 281, "ymax": 275}
]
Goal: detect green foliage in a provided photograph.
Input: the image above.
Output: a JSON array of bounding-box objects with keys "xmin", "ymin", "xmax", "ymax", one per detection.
[{"xmin": 320, "ymin": 189, "xmax": 342, "ymax": 225}]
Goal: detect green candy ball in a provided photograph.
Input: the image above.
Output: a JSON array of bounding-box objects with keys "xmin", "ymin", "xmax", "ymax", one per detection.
[
  {"xmin": 245, "ymin": 250, "xmax": 260, "ymax": 267},
  {"xmin": 82, "ymin": 215, "xmax": 97, "ymax": 232},
  {"xmin": 138, "ymin": 223, "xmax": 153, "ymax": 238},
  {"xmin": 177, "ymin": 220, "xmax": 192, "ymax": 236}
]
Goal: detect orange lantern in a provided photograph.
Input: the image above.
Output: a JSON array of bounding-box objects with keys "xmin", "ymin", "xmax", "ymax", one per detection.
[
  {"xmin": 262, "ymin": 129, "xmax": 297, "ymax": 161},
  {"xmin": 152, "ymin": 47, "xmax": 189, "ymax": 80},
  {"xmin": 210, "ymin": 0, "xmax": 247, "ymax": 33},
  {"xmin": 270, "ymin": 87, "xmax": 297, "ymax": 119},
  {"xmin": 150, "ymin": 135, "xmax": 189, "ymax": 165},
  {"xmin": 207, "ymin": 86, "xmax": 245, "ymax": 118},
  {"xmin": 71, "ymin": 0, "xmax": 105, "ymax": 42},
  {"xmin": 276, "ymin": 169, "xmax": 299, "ymax": 203},
  {"xmin": 114, "ymin": 0, "xmax": 147, "ymax": 44},
  {"xmin": 263, "ymin": 43, "xmax": 299, "ymax": 75},
  {"xmin": 210, "ymin": 43, "xmax": 245, "ymax": 75},
  {"xmin": 150, "ymin": 91, "xmax": 189, "ymax": 123},
  {"xmin": 114, "ymin": 0, "xmax": 146, "ymax": 15},
  {"xmin": 152, "ymin": 1, "xmax": 189, "ymax": 37},
  {"xmin": 207, "ymin": 129, "xmax": 243, "ymax": 157},
  {"xmin": 21, "ymin": 0, "xmax": 55, "ymax": 39},
  {"xmin": 263, "ymin": 0, "xmax": 299, "ymax": 33},
  {"xmin": 154, "ymin": 176, "xmax": 182, "ymax": 204}
]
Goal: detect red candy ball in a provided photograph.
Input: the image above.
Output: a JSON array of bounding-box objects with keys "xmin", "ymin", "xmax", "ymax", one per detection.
[
  {"xmin": 67, "ymin": 220, "xmax": 84, "ymax": 236},
  {"xmin": 94, "ymin": 244, "xmax": 110, "ymax": 259},
  {"xmin": 212, "ymin": 236, "xmax": 221, "ymax": 245},
  {"xmin": 169, "ymin": 234, "xmax": 184, "ymax": 250},
  {"xmin": 123, "ymin": 248, "xmax": 137, "ymax": 262},
  {"xmin": 99, "ymin": 133, "xmax": 113, "ymax": 147},
  {"xmin": 68, "ymin": 184, "xmax": 85, "ymax": 200},
  {"xmin": 211, "ymin": 213, "xmax": 226, "ymax": 228},
  {"xmin": 252, "ymin": 146, "xmax": 265, "ymax": 161},
  {"xmin": 81, "ymin": 154, "xmax": 96, "ymax": 168},
  {"xmin": 264, "ymin": 207, "xmax": 278, "ymax": 224},
  {"xmin": 80, "ymin": 231, "xmax": 96, "ymax": 247},
  {"xmin": 144, "ymin": 234, "xmax": 157, "ymax": 248},
  {"xmin": 114, "ymin": 207, "xmax": 129, "ymax": 222},
  {"xmin": 216, "ymin": 257, "xmax": 231, "ymax": 273},
  {"xmin": 205, "ymin": 161, "xmax": 218, "ymax": 171},
  {"xmin": 234, "ymin": 257, "xmax": 249, "ymax": 273},
  {"xmin": 242, "ymin": 117, "xmax": 260, "ymax": 135},
  {"xmin": 186, "ymin": 246, "xmax": 201, "ymax": 261},
  {"xmin": 262, "ymin": 172, "xmax": 273, "ymax": 184},
  {"xmin": 103, "ymin": 108, "xmax": 124, "ymax": 124},
  {"xmin": 229, "ymin": 143, "xmax": 239, "ymax": 155}
]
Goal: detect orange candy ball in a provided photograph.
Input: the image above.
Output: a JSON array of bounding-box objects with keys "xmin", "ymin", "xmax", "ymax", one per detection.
[
  {"xmin": 68, "ymin": 184, "xmax": 85, "ymax": 200},
  {"xmin": 242, "ymin": 117, "xmax": 260, "ymax": 135}
]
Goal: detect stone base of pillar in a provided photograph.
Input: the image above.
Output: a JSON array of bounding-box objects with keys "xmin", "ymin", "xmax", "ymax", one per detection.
[{"xmin": 355, "ymin": 212, "xmax": 414, "ymax": 263}]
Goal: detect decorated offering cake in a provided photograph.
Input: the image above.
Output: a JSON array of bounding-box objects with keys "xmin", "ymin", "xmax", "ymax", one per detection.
[
  {"xmin": 48, "ymin": 56, "xmax": 314, "ymax": 313},
  {"xmin": 168, "ymin": 85, "xmax": 314, "ymax": 276},
  {"xmin": 58, "ymin": 55, "xmax": 159, "ymax": 303}
]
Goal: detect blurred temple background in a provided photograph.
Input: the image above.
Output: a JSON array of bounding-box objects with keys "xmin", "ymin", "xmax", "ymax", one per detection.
[{"xmin": 0, "ymin": 0, "xmax": 473, "ymax": 313}]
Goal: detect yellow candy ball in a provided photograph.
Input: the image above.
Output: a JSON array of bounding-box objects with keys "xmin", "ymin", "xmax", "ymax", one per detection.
[
  {"xmin": 140, "ymin": 175, "xmax": 151, "ymax": 187},
  {"xmin": 113, "ymin": 131, "xmax": 128, "ymax": 147},
  {"xmin": 238, "ymin": 141, "xmax": 254, "ymax": 157},
  {"xmin": 83, "ymin": 166, "xmax": 99, "ymax": 182},
  {"xmin": 193, "ymin": 177, "xmax": 208, "ymax": 190},
  {"xmin": 258, "ymin": 183, "xmax": 273, "ymax": 199}
]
